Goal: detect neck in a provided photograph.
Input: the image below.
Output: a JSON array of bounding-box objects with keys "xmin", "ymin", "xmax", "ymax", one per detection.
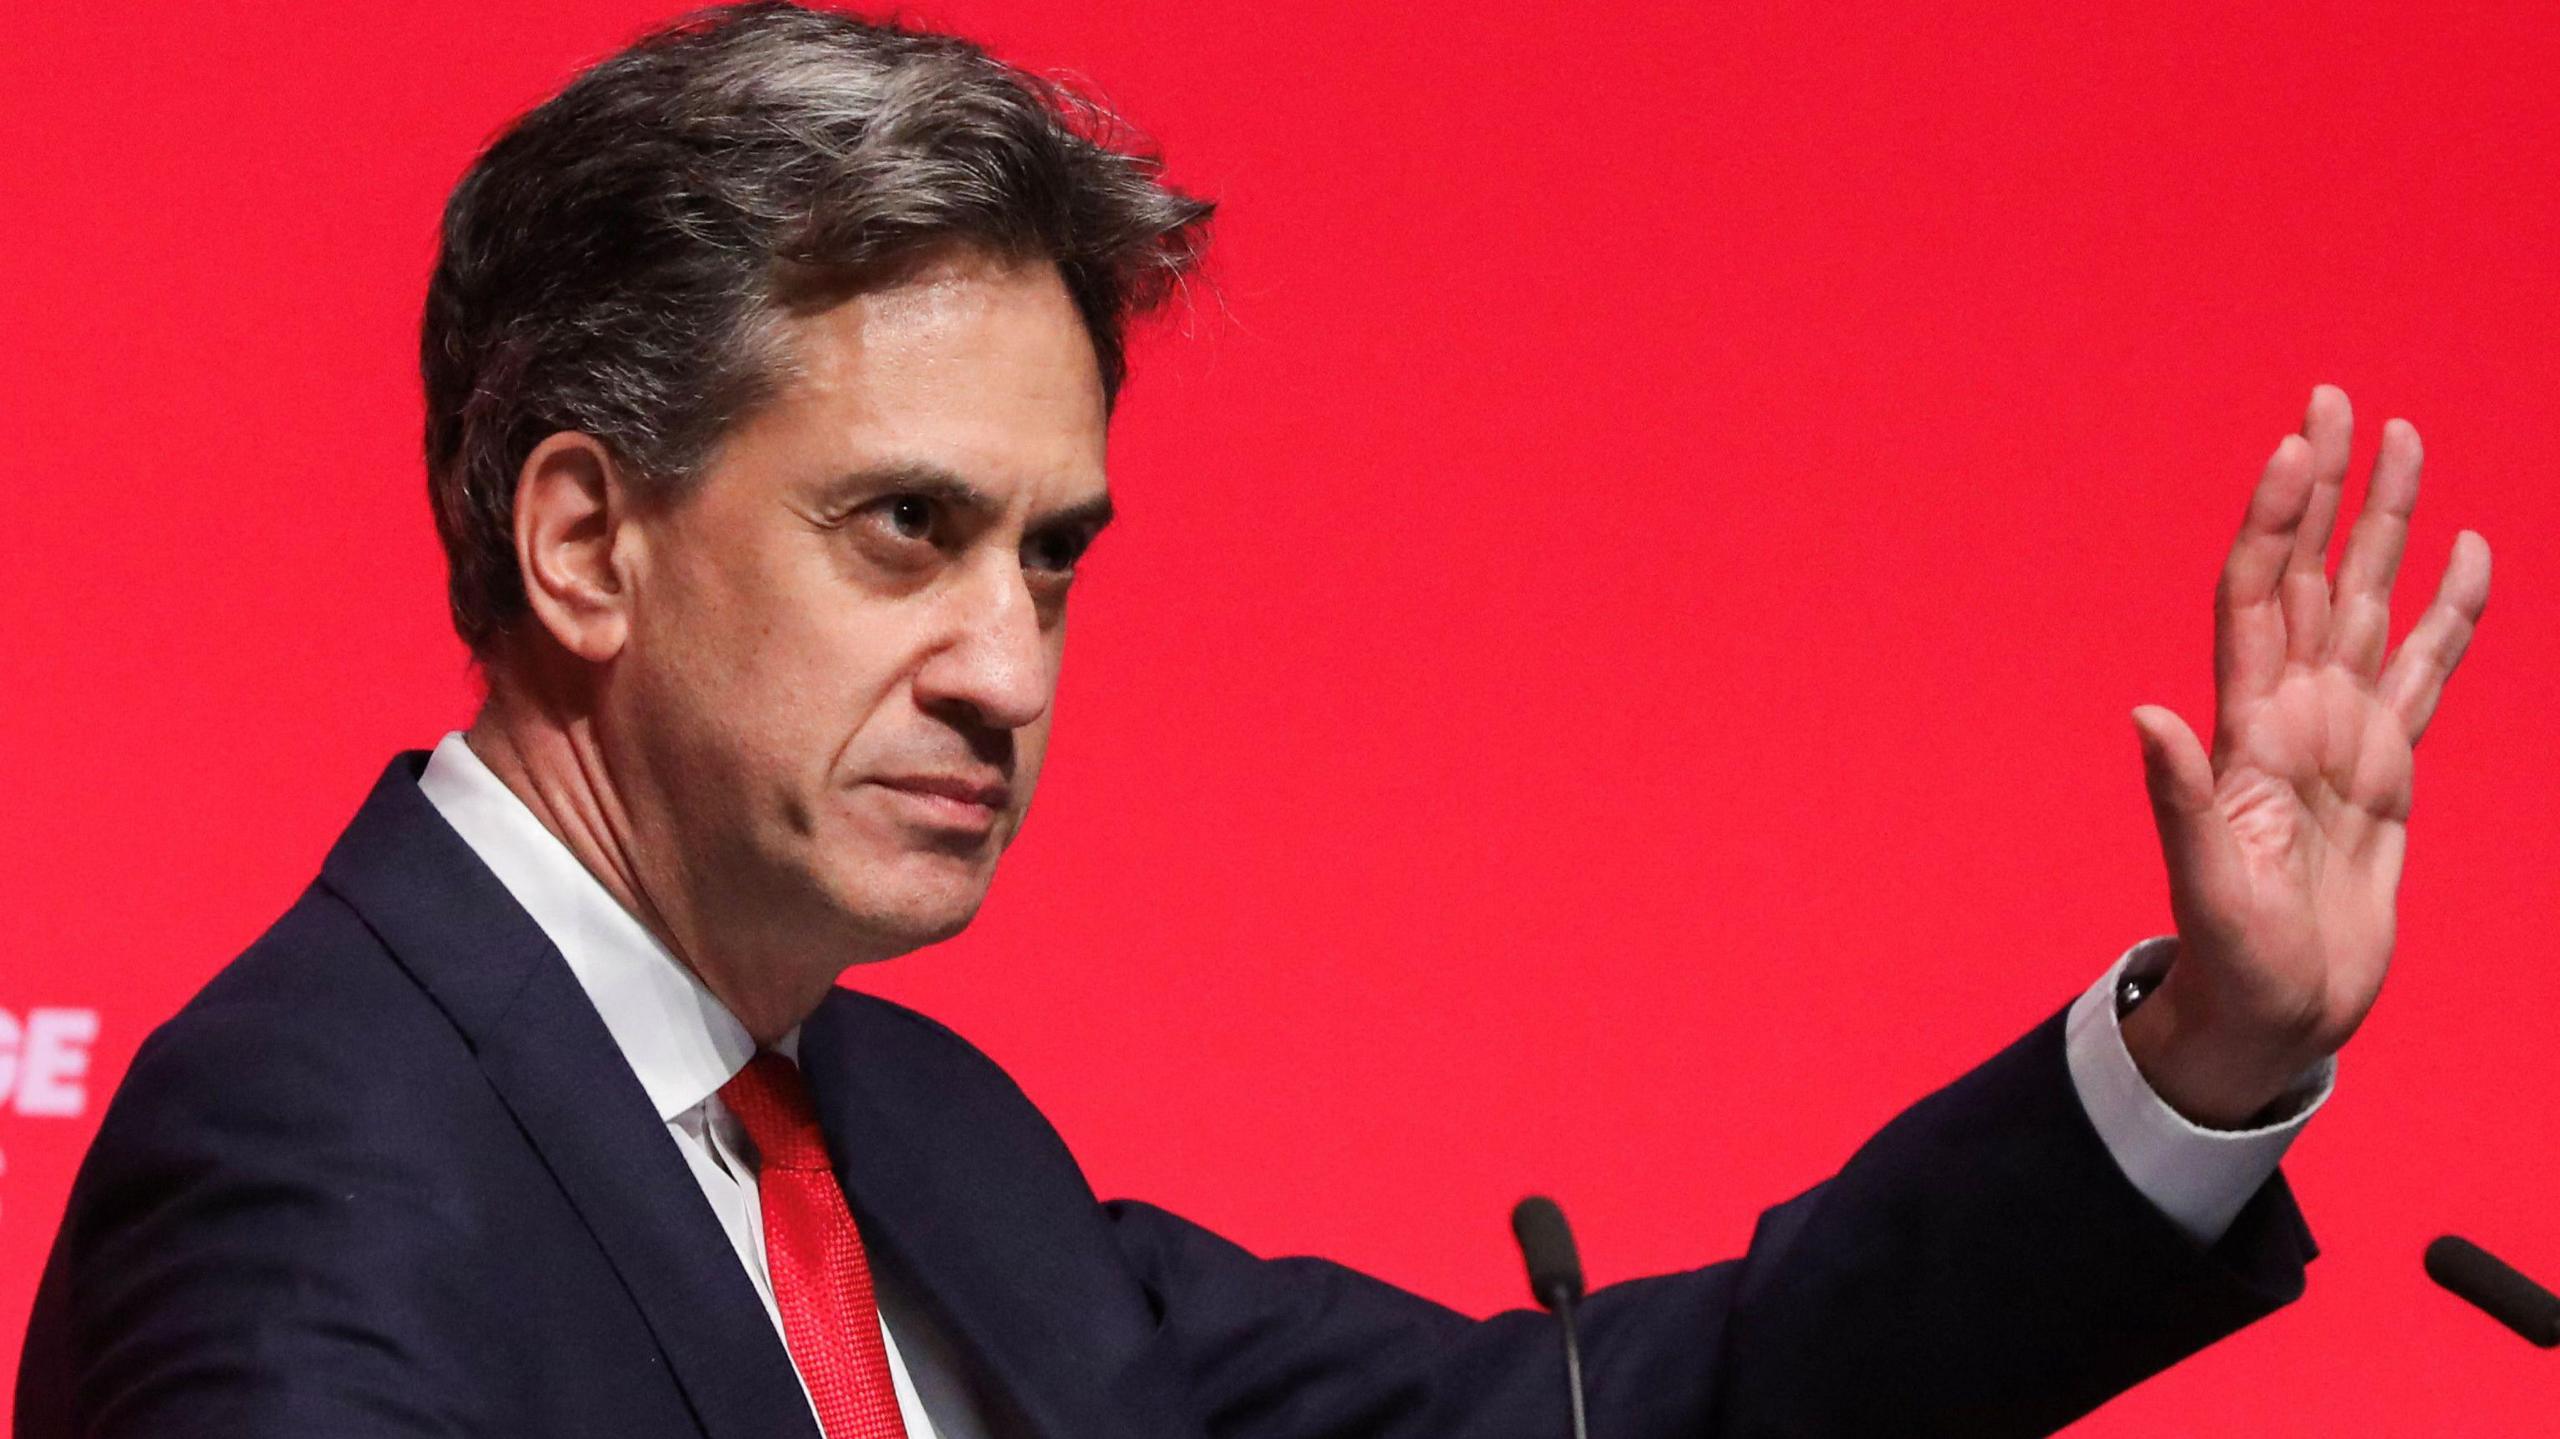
[{"xmin": 464, "ymin": 658, "xmax": 834, "ymax": 1046}]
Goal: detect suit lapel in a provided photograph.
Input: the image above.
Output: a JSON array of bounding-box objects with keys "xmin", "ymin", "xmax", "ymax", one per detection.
[
  {"xmin": 800, "ymin": 994, "xmax": 1201, "ymax": 1439},
  {"xmin": 319, "ymin": 755, "xmax": 820, "ymax": 1439}
]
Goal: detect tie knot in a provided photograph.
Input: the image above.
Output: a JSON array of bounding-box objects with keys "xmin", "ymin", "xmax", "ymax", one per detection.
[{"xmin": 719, "ymin": 1051, "xmax": 832, "ymax": 1172}]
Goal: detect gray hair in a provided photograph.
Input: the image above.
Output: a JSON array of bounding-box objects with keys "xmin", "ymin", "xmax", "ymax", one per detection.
[{"xmin": 421, "ymin": 0, "xmax": 1213, "ymax": 654}]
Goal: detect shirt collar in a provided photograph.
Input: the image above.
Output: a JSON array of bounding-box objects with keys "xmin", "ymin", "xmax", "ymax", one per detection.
[{"xmin": 416, "ymin": 731, "xmax": 796, "ymax": 1120}]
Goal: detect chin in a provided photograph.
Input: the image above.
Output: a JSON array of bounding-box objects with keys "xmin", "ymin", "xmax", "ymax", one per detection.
[
  {"xmin": 821, "ymin": 860, "xmax": 996, "ymax": 958},
  {"xmin": 845, "ymin": 903, "xmax": 981, "ymax": 960}
]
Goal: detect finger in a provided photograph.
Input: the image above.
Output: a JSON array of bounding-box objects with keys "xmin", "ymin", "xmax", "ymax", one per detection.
[
  {"xmin": 2379, "ymin": 530, "xmax": 2491, "ymax": 743},
  {"xmin": 2280, "ymin": 386, "xmax": 2352, "ymax": 665},
  {"xmin": 2133, "ymin": 705, "xmax": 2249, "ymax": 946},
  {"xmin": 2215, "ymin": 433, "xmax": 2316, "ymax": 717},
  {"xmin": 2328, "ymin": 417, "xmax": 2422, "ymax": 680}
]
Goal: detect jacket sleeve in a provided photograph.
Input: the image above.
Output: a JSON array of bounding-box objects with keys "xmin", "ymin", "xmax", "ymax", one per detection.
[
  {"xmin": 1105, "ymin": 1003, "xmax": 2317, "ymax": 1439},
  {"xmin": 14, "ymin": 1000, "xmax": 495, "ymax": 1439}
]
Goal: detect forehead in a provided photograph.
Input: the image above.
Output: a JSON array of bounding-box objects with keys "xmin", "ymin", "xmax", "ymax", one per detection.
[{"xmin": 762, "ymin": 250, "xmax": 1111, "ymax": 499}]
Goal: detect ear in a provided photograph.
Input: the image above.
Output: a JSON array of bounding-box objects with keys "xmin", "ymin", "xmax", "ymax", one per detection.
[{"xmin": 512, "ymin": 432, "xmax": 640, "ymax": 664}]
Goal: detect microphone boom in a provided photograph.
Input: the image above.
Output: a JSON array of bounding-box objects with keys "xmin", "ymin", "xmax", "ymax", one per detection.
[
  {"xmin": 1510, "ymin": 1196, "xmax": 1591, "ymax": 1439},
  {"xmin": 2425, "ymin": 1234, "xmax": 2560, "ymax": 1348}
]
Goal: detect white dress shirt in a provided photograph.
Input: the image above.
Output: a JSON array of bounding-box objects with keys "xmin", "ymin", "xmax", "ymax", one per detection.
[{"xmin": 418, "ymin": 729, "xmax": 2330, "ymax": 1432}]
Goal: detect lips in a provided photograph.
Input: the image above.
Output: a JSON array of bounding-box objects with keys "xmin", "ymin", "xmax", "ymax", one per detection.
[
  {"xmin": 865, "ymin": 774, "xmax": 1012, "ymax": 836},
  {"xmin": 872, "ymin": 773, "xmax": 1011, "ymax": 809}
]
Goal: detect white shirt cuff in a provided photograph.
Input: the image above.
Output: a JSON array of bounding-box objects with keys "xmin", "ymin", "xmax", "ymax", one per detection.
[{"xmin": 2063, "ymin": 935, "xmax": 2336, "ymax": 1247}]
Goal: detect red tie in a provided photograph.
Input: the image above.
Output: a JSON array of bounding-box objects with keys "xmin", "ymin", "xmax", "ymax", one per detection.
[{"xmin": 720, "ymin": 1051, "xmax": 911, "ymax": 1439}]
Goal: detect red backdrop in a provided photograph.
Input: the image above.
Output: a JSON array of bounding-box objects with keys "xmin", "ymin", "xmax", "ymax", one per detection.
[{"xmin": 5, "ymin": 2, "xmax": 2555, "ymax": 1431}]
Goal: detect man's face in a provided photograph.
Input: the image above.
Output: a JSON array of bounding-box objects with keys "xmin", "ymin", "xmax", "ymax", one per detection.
[{"xmin": 605, "ymin": 248, "xmax": 1110, "ymax": 964}]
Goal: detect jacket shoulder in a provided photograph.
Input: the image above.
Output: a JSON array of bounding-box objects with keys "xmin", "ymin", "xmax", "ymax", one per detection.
[
  {"xmin": 113, "ymin": 880, "xmax": 479, "ymax": 1133},
  {"xmin": 821, "ymin": 985, "xmax": 1019, "ymax": 1081},
  {"xmin": 807, "ymin": 985, "xmax": 1074, "ymax": 1144},
  {"xmin": 21, "ymin": 883, "xmax": 534, "ymax": 1437}
]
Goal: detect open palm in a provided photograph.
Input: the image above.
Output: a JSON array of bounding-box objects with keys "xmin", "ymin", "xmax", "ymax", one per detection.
[{"xmin": 2126, "ymin": 387, "xmax": 2490, "ymax": 1127}]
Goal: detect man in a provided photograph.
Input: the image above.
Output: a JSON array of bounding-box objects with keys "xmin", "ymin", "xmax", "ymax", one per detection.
[{"xmin": 14, "ymin": 3, "xmax": 2493, "ymax": 1436}]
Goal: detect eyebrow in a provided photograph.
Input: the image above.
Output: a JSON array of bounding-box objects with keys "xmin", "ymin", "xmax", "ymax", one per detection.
[{"xmin": 820, "ymin": 459, "xmax": 1115, "ymax": 534}]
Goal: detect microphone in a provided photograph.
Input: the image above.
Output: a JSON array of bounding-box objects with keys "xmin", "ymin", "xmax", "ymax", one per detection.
[
  {"xmin": 2425, "ymin": 1235, "xmax": 2560, "ymax": 1348},
  {"xmin": 1510, "ymin": 1196, "xmax": 1589, "ymax": 1439}
]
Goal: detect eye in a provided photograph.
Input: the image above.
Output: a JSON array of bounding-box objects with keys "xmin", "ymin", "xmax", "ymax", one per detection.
[
  {"xmin": 880, "ymin": 494, "xmax": 936, "ymax": 542},
  {"xmin": 839, "ymin": 493, "xmax": 946, "ymax": 575},
  {"xmin": 1024, "ymin": 526, "xmax": 1093, "ymax": 576}
]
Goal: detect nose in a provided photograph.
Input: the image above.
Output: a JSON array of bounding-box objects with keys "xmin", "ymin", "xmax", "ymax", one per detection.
[{"xmin": 911, "ymin": 550, "xmax": 1053, "ymax": 734}]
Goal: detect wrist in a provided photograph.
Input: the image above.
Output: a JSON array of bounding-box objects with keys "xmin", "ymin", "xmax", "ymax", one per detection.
[{"xmin": 2118, "ymin": 965, "xmax": 2322, "ymax": 1130}]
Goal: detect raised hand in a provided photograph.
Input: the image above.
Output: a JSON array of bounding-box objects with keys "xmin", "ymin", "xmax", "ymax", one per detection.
[{"xmin": 2121, "ymin": 386, "xmax": 2491, "ymax": 1128}]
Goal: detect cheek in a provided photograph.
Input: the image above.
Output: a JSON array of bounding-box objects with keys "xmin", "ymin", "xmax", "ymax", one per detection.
[
  {"xmin": 743, "ymin": 599, "xmax": 936, "ymax": 793},
  {"xmin": 628, "ymin": 553, "xmax": 853, "ymax": 791}
]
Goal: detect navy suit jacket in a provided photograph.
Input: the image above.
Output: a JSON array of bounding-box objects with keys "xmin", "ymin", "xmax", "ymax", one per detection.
[{"xmin": 18, "ymin": 755, "xmax": 2317, "ymax": 1437}]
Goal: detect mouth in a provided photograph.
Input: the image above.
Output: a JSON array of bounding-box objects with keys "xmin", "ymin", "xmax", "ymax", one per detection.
[{"xmin": 865, "ymin": 773, "xmax": 1011, "ymax": 835}]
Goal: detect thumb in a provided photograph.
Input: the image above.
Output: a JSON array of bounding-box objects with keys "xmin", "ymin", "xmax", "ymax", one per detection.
[{"xmin": 2131, "ymin": 705, "xmax": 2244, "ymax": 943}]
